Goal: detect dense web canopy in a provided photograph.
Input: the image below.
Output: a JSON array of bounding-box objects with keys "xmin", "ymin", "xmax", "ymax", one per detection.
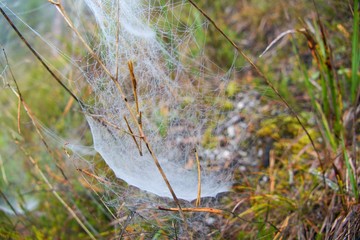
[{"xmin": 77, "ymin": 0, "xmax": 237, "ymax": 200}]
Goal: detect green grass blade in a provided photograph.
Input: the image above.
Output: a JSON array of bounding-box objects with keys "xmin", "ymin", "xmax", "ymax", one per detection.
[
  {"xmin": 341, "ymin": 136, "xmax": 359, "ymax": 201},
  {"xmin": 351, "ymin": 0, "xmax": 359, "ymax": 103},
  {"xmin": 315, "ymin": 102, "xmax": 337, "ymax": 150}
]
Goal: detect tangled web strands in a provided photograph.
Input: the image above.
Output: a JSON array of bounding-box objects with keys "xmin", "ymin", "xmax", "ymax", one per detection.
[{"xmin": 82, "ymin": 0, "xmax": 233, "ymax": 201}]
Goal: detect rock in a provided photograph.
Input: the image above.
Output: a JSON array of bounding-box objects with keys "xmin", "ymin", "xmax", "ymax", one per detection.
[
  {"xmin": 237, "ymin": 101, "xmax": 245, "ymax": 110},
  {"xmin": 238, "ymin": 150, "xmax": 247, "ymax": 157},
  {"xmin": 227, "ymin": 126, "xmax": 236, "ymax": 138}
]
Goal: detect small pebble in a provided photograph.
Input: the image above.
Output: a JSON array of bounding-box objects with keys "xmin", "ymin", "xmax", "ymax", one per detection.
[
  {"xmin": 206, "ymin": 217, "xmax": 216, "ymax": 225},
  {"xmin": 237, "ymin": 101, "xmax": 245, "ymax": 110},
  {"xmin": 227, "ymin": 126, "xmax": 236, "ymax": 138},
  {"xmin": 239, "ymin": 166, "xmax": 246, "ymax": 172},
  {"xmin": 239, "ymin": 122, "xmax": 248, "ymax": 129},
  {"xmin": 238, "ymin": 150, "xmax": 247, "ymax": 157},
  {"xmin": 260, "ymin": 175, "xmax": 269, "ymax": 183},
  {"xmin": 219, "ymin": 150, "xmax": 231, "ymax": 159}
]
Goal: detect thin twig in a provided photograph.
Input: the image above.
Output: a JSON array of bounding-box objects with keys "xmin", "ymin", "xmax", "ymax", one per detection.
[
  {"xmin": 124, "ymin": 116, "xmax": 143, "ymax": 156},
  {"xmin": 17, "ymin": 94, "xmax": 21, "ymax": 133},
  {"xmin": 128, "ymin": 61, "xmax": 143, "ymax": 154},
  {"xmin": 158, "ymin": 206, "xmax": 224, "ymax": 215},
  {"xmin": 2, "ymin": 50, "xmax": 52, "ymax": 155},
  {"xmin": 0, "ymin": 7, "xmax": 83, "ymax": 107},
  {"xmin": 118, "ymin": 211, "xmax": 135, "ymax": 240},
  {"xmin": 194, "ymin": 148, "xmax": 201, "ymax": 207},
  {"xmin": 138, "ymin": 111, "xmax": 143, "ymax": 153},
  {"xmin": 76, "ymin": 168, "xmax": 112, "ymax": 185},
  {"xmin": 0, "ymin": 189, "xmax": 20, "ymax": 216},
  {"xmin": 74, "ymin": 166, "xmax": 117, "ymax": 220},
  {"xmin": 2, "ymin": 49, "xmax": 22, "ymax": 133},
  {"xmin": 89, "ymin": 115, "xmax": 141, "ymax": 138},
  {"xmin": 128, "ymin": 61, "xmax": 139, "ymax": 114},
  {"xmin": 115, "ymin": 1, "xmax": 120, "ymax": 83}
]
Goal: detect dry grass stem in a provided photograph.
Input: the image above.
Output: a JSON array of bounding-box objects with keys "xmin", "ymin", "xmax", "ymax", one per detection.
[
  {"xmin": 128, "ymin": 61, "xmax": 143, "ymax": 154},
  {"xmin": 194, "ymin": 148, "xmax": 201, "ymax": 207},
  {"xmin": 259, "ymin": 29, "xmax": 298, "ymax": 58},
  {"xmin": 269, "ymin": 150, "xmax": 275, "ymax": 193},
  {"xmin": 158, "ymin": 206, "xmax": 224, "ymax": 215},
  {"xmin": 77, "ymin": 168, "xmax": 112, "ymax": 185},
  {"xmin": 62, "ymin": 97, "xmax": 75, "ymax": 116},
  {"xmin": 115, "ymin": 1, "xmax": 120, "ymax": 83},
  {"xmin": 0, "ymin": 7, "xmax": 82, "ymax": 106},
  {"xmin": 89, "ymin": 115, "xmax": 141, "ymax": 138},
  {"xmin": 128, "ymin": 61, "xmax": 140, "ymax": 114},
  {"xmin": 124, "ymin": 116, "xmax": 143, "ymax": 156},
  {"xmin": 0, "ymin": 189, "xmax": 20, "ymax": 217}
]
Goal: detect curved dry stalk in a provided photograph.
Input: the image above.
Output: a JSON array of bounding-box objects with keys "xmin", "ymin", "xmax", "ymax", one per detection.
[
  {"xmin": 187, "ymin": 0, "xmax": 325, "ymax": 184},
  {"xmin": 194, "ymin": 148, "xmax": 201, "ymax": 207}
]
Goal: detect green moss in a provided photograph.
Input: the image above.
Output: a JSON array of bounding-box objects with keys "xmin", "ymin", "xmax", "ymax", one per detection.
[
  {"xmin": 257, "ymin": 113, "xmax": 320, "ymax": 158},
  {"xmin": 257, "ymin": 118, "xmax": 281, "ymax": 140},
  {"xmin": 226, "ymin": 81, "xmax": 241, "ymax": 98},
  {"xmin": 180, "ymin": 96, "xmax": 194, "ymax": 109},
  {"xmin": 221, "ymin": 100, "xmax": 234, "ymax": 111},
  {"xmin": 0, "ymin": 227, "xmax": 24, "ymax": 240},
  {"xmin": 153, "ymin": 107, "xmax": 170, "ymax": 137},
  {"xmin": 202, "ymin": 126, "xmax": 218, "ymax": 149}
]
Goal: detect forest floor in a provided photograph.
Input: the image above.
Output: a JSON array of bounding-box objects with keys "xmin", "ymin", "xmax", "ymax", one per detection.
[{"xmin": 0, "ymin": 0, "xmax": 359, "ymax": 239}]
